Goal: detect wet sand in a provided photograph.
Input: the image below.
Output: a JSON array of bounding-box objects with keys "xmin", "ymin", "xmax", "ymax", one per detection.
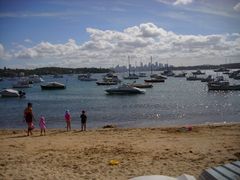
[{"xmin": 0, "ymin": 123, "xmax": 239, "ymax": 179}]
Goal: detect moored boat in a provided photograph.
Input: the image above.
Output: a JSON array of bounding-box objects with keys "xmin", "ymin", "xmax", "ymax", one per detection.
[
  {"xmin": 96, "ymin": 81, "xmax": 117, "ymax": 85},
  {"xmin": 200, "ymin": 75, "xmax": 213, "ymax": 82},
  {"xmin": 214, "ymin": 67, "xmax": 230, "ymax": 72},
  {"xmin": 105, "ymin": 84, "xmax": 145, "ymax": 94},
  {"xmin": 186, "ymin": 75, "xmax": 202, "ymax": 81},
  {"xmin": 78, "ymin": 73, "xmax": 97, "ymax": 81},
  {"xmin": 0, "ymin": 89, "xmax": 25, "ymax": 97},
  {"xmin": 41, "ymin": 82, "xmax": 66, "ymax": 90},
  {"xmin": 123, "ymin": 73, "xmax": 139, "ymax": 79},
  {"xmin": 150, "ymin": 74, "xmax": 167, "ymax": 79},
  {"xmin": 192, "ymin": 70, "xmax": 205, "ymax": 75},
  {"xmin": 161, "ymin": 69, "xmax": 175, "ymax": 76},
  {"xmin": 138, "ymin": 72, "xmax": 147, "ymax": 77},
  {"xmin": 28, "ymin": 74, "xmax": 44, "ymax": 83},
  {"xmin": 131, "ymin": 83, "xmax": 153, "ymax": 88},
  {"xmin": 208, "ymin": 83, "xmax": 240, "ymax": 91},
  {"xmin": 12, "ymin": 80, "xmax": 32, "ymax": 88},
  {"xmin": 144, "ymin": 78, "xmax": 165, "ymax": 83},
  {"xmin": 174, "ymin": 72, "xmax": 187, "ymax": 77}
]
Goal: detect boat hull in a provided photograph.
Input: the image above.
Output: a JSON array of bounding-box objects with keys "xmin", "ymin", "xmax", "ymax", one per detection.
[
  {"xmin": 41, "ymin": 86, "xmax": 66, "ymax": 90},
  {"xmin": 132, "ymin": 84, "xmax": 153, "ymax": 88},
  {"xmin": 144, "ymin": 79, "xmax": 164, "ymax": 83},
  {"xmin": 105, "ymin": 89, "xmax": 145, "ymax": 94},
  {"xmin": 208, "ymin": 84, "xmax": 240, "ymax": 91},
  {"xmin": 96, "ymin": 82, "xmax": 117, "ymax": 85}
]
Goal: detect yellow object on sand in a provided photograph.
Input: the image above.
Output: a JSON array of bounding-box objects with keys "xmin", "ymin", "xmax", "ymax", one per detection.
[{"xmin": 109, "ymin": 160, "xmax": 119, "ymax": 165}]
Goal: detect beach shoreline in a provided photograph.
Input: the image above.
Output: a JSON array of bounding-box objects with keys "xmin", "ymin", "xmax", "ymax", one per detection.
[{"xmin": 0, "ymin": 123, "xmax": 239, "ymax": 179}]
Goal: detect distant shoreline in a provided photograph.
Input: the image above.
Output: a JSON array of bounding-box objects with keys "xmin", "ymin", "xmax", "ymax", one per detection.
[{"xmin": 1, "ymin": 62, "xmax": 240, "ymax": 77}]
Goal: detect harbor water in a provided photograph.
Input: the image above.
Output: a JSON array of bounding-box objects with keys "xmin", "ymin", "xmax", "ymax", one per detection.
[{"xmin": 0, "ymin": 70, "xmax": 240, "ymax": 129}]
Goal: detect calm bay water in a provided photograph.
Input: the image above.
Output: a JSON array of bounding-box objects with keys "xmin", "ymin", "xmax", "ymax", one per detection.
[{"xmin": 0, "ymin": 70, "xmax": 240, "ymax": 129}]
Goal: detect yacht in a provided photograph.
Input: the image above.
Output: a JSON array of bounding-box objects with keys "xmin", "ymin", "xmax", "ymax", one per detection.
[
  {"xmin": 214, "ymin": 67, "xmax": 230, "ymax": 72},
  {"xmin": 208, "ymin": 82, "xmax": 240, "ymax": 91},
  {"xmin": 130, "ymin": 82, "xmax": 153, "ymax": 88},
  {"xmin": 78, "ymin": 73, "xmax": 97, "ymax": 81},
  {"xmin": 200, "ymin": 75, "xmax": 213, "ymax": 82},
  {"xmin": 28, "ymin": 75, "xmax": 44, "ymax": 83},
  {"xmin": 96, "ymin": 81, "xmax": 117, "ymax": 85},
  {"xmin": 174, "ymin": 72, "xmax": 187, "ymax": 77},
  {"xmin": 12, "ymin": 80, "xmax": 32, "ymax": 88},
  {"xmin": 0, "ymin": 89, "xmax": 25, "ymax": 97},
  {"xmin": 41, "ymin": 82, "xmax": 66, "ymax": 90},
  {"xmin": 105, "ymin": 84, "xmax": 145, "ymax": 94},
  {"xmin": 161, "ymin": 69, "xmax": 175, "ymax": 76},
  {"xmin": 123, "ymin": 56, "xmax": 139, "ymax": 80},
  {"xmin": 192, "ymin": 70, "xmax": 205, "ymax": 75},
  {"xmin": 144, "ymin": 78, "xmax": 165, "ymax": 83},
  {"xmin": 103, "ymin": 72, "xmax": 121, "ymax": 83},
  {"xmin": 138, "ymin": 72, "xmax": 147, "ymax": 77},
  {"xmin": 186, "ymin": 75, "xmax": 202, "ymax": 81},
  {"xmin": 123, "ymin": 73, "xmax": 139, "ymax": 79},
  {"xmin": 150, "ymin": 74, "xmax": 167, "ymax": 79}
]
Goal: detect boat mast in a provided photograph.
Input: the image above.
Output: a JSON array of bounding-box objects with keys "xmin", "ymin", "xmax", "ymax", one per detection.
[
  {"xmin": 128, "ymin": 55, "xmax": 130, "ymax": 76},
  {"xmin": 150, "ymin": 56, "xmax": 153, "ymax": 75}
]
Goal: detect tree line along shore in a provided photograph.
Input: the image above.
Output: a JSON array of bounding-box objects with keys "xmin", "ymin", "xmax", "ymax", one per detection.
[{"xmin": 1, "ymin": 62, "xmax": 240, "ymax": 77}]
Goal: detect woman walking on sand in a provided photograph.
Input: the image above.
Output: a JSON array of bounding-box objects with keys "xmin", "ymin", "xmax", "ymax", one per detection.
[
  {"xmin": 80, "ymin": 110, "xmax": 87, "ymax": 131},
  {"xmin": 24, "ymin": 102, "xmax": 35, "ymax": 136},
  {"xmin": 65, "ymin": 110, "xmax": 71, "ymax": 131}
]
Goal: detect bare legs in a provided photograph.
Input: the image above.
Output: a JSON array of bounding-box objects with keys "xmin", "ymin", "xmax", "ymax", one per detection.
[
  {"xmin": 81, "ymin": 123, "xmax": 86, "ymax": 131},
  {"xmin": 66, "ymin": 121, "xmax": 71, "ymax": 131},
  {"xmin": 40, "ymin": 129, "xmax": 46, "ymax": 136}
]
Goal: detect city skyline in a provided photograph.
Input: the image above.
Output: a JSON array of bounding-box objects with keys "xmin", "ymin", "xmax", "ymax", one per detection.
[{"xmin": 0, "ymin": 0, "xmax": 240, "ymax": 68}]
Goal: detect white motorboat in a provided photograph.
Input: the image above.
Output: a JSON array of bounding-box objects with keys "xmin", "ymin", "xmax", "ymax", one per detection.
[
  {"xmin": 29, "ymin": 74, "xmax": 44, "ymax": 83},
  {"xmin": 103, "ymin": 73, "xmax": 121, "ymax": 83},
  {"xmin": 138, "ymin": 72, "xmax": 147, "ymax": 77},
  {"xmin": 123, "ymin": 73, "xmax": 139, "ymax": 79},
  {"xmin": 0, "ymin": 89, "xmax": 25, "ymax": 97},
  {"xmin": 150, "ymin": 74, "xmax": 167, "ymax": 79},
  {"xmin": 41, "ymin": 82, "xmax": 66, "ymax": 90},
  {"xmin": 12, "ymin": 80, "xmax": 32, "ymax": 88},
  {"xmin": 105, "ymin": 84, "xmax": 145, "ymax": 94},
  {"xmin": 78, "ymin": 73, "xmax": 97, "ymax": 81}
]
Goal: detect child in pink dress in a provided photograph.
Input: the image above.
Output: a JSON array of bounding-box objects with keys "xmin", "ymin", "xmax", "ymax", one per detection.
[
  {"xmin": 65, "ymin": 110, "xmax": 71, "ymax": 131},
  {"xmin": 39, "ymin": 116, "xmax": 46, "ymax": 136}
]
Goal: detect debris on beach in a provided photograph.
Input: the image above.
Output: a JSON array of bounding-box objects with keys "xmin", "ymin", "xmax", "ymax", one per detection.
[{"xmin": 109, "ymin": 160, "xmax": 119, "ymax": 165}]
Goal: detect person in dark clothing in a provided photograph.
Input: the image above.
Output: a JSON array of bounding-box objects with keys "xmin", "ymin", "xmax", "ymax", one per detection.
[
  {"xmin": 80, "ymin": 110, "xmax": 87, "ymax": 131},
  {"xmin": 24, "ymin": 102, "xmax": 35, "ymax": 136}
]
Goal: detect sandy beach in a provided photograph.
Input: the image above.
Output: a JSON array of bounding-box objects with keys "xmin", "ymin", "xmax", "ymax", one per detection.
[{"xmin": 0, "ymin": 123, "xmax": 239, "ymax": 180}]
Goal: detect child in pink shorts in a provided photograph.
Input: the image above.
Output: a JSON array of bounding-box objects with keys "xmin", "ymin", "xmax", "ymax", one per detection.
[{"xmin": 39, "ymin": 116, "xmax": 46, "ymax": 136}]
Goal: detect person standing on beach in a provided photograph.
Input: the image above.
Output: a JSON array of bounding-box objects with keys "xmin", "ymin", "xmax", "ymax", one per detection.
[
  {"xmin": 24, "ymin": 102, "xmax": 35, "ymax": 136},
  {"xmin": 65, "ymin": 110, "xmax": 71, "ymax": 131},
  {"xmin": 80, "ymin": 110, "xmax": 87, "ymax": 131},
  {"xmin": 39, "ymin": 115, "xmax": 46, "ymax": 136}
]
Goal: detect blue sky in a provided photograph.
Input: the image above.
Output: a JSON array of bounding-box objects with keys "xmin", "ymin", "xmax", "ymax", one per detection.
[{"xmin": 0, "ymin": 0, "xmax": 240, "ymax": 68}]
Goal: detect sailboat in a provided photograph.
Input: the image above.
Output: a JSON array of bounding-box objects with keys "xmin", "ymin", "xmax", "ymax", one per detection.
[
  {"xmin": 144, "ymin": 56, "xmax": 165, "ymax": 83},
  {"xmin": 123, "ymin": 56, "xmax": 139, "ymax": 79}
]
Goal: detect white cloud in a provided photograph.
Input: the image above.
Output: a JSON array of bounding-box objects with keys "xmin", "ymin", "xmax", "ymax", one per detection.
[
  {"xmin": 24, "ymin": 39, "xmax": 33, "ymax": 43},
  {"xmin": 173, "ymin": 0, "xmax": 193, "ymax": 6},
  {"xmin": 233, "ymin": 2, "xmax": 240, "ymax": 12},
  {"xmin": 0, "ymin": 23, "xmax": 240, "ymax": 67}
]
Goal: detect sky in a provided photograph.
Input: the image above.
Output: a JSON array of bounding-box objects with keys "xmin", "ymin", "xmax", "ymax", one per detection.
[{"xmin": 0, "ymin": 0, "xmax": 240, "ymax": 68}]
